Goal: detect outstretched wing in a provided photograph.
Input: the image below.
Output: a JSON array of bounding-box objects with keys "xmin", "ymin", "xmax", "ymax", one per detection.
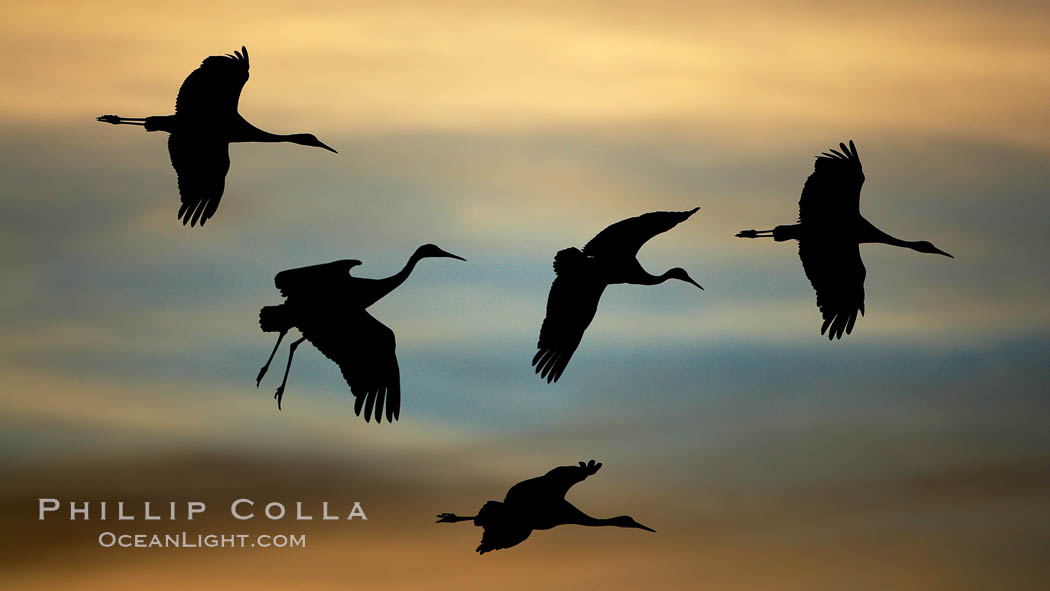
[
  {"xmin": 798, "ymin": 140, "xmax": 865, "ymax": 226},
  {"xmin": 174, "ymin": 46, "xmax": 250, "ymax": 119},
  {"xmin": 532, "ymin": 248, "xmax": 606, "ymax": 383},
  {"xmin": 798, "ymin": 238, "xmax": 866, "ymax": 340},
  {"xmin": 504, "ymin": 460, "xmax": 603, "ymax": 504},
  {"xmin": 582, "ymin": 207, "xmax": 699, "ymax": 258},
  {"xmin": 297, "ymin": 308, "xmax": 401, "ymax": 423},
  {"xmin": 274, "ymin": 260, "xmax": 362, "ymax": 299},
  {"xmin": 168, "ymin": 133, "xmax": 229, "ymax": 227}
]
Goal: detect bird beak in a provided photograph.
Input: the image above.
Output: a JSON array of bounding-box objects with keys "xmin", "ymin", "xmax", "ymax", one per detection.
[
  {"xmin": 636, "ymin": 523, "xmax": 656, "ymax": 533},
  {"xmin": 683, "ymin": 276, "xmax": 704, "ymax": 291},
  {"xmin": 935, "ymin": 248, "xmax": 953, "ymax": 258},
  {"xmin": 440, "ymin": 249, "xmax": 467, "ymax": 262},
  {"xmin": 318, "ymin": 141, "xmax": 338, "ymax": 154}
]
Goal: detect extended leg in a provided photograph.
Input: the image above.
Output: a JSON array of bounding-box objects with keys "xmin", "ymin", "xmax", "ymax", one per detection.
[
  {"xmin": 96, "ymin": 115, "xmax": 146, "ymax": 125},
  {"xmin": 436, "ymin": 513, "xmax": 476, "ymax": 524},
  {"xmin": 736, "ymin": 228, "xmax": 774, "ymax": 238},
  {"xmin": 274, "ymin": 337, "xmax": 306, "ymax": 410},
  {"xmin": 256, "ymin": 330, "xmax": 287, "ymax": 387}
]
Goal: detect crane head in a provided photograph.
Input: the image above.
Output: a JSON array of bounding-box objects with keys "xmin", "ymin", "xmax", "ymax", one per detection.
[
  {"xmin": 290, "ymin": 133, "xmax": 338, "ymax": 153},
  {"xmin": 913, "ymin": 241, "xmax": 953, "ymax": 258},
  {"xmin": 610, "ymin": 515, "xmax": 656, "ymax": 532},
  {"xmin": 415, "ymin": 244, "xmax": 467, "ymax": 262},
  {"xmin": 666, "ymin": 267, "xmax": 703, "ymax": 290}
]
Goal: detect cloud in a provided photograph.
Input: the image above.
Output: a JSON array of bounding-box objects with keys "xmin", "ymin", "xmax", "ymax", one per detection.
[{"xmin": 2, "ymin": 1, "xmax": 1048, "ymax": 149}]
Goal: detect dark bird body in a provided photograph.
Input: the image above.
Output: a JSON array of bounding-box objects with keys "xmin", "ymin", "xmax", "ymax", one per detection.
[
  {"xmin": 97, "ymin": 46, "xmax": 336, "ymax": 227},
  {"xmin": 737, "ymin": 140, "xmax": 952, "ymax": 339},
  {"xmin": 256, "ymin": 244, "xmax": 465, "ymax": 422},
  {"xmin": 533, "ymin": 208, "xmax": 704, "ymax": 383},
  {"xmin": 436, "ymin": 460, "xmax": 654, "ymax": 554}
]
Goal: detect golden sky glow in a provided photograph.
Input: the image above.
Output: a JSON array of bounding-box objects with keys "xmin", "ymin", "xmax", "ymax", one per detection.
[{"xmin": 2, "ymin": 1, "xmax": 1048, "ymax": 148}]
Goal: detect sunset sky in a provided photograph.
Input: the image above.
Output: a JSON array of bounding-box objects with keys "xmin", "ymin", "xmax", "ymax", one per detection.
[{"xmin": 1, "ymin": 1, "xmax": 1048, "ymax": 589}]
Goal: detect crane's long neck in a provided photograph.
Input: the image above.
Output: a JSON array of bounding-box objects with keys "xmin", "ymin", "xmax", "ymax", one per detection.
[
  {"xmin": 859, "ymin": 219, "xmax": 916, "ymax": 249},
  {"xmin": 577, "ymin": 514, "xmax": 614, "ymax": 527},
  {"xmin": 230, "ymin": 117, "xmax": 298, "ymax": 144},
  {"xmin": 635, "ymin": 269, "xmax": 674, "ymax": 286},
  {"xmin": 360, "ymin": 252, "xmax": 424, "ymax": 308},
  {"xmin": 569, "ymin": 511, "xmax": 627, "ymax": 528},
  {"xmin": 619, "ymin": 259, "xmax": 665, "ymax": 286},
  {"xmin": 568, "ymin": 509, "xmax": 654, "ymax": 531}
]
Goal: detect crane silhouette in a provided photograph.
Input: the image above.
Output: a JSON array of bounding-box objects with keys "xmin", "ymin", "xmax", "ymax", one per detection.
[
  {"xmin": 737, "ymin": 140, "xmax": 952, "ymax": 339},
  {"xmin": 96, "ymin": 46, "xmax": 336, "ymax": 227},
  {"xmin": 533, "ymin": 208, "xmax": 703, "ymax": 383},
  {"xmin": 255, "ymin": 244, "xmax": 466, "ymax": 422},
  {"xmin": 436, "ymin": 460, "xmax": 654, "ymax": 554}
]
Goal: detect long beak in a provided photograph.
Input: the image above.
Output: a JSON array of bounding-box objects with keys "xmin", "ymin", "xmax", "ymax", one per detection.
[
  {"xmin": 435, "ymin": 248, "xmax": 467, "ymax": 262},
  {"xmin": 318, "ymin": 141, "xmax": 338, "ymax": 154},
  {"xmin": 636, "ymin": 523, "xmax": 656, "ymax": 533},
  {"xmin": 935, "ymin": 248, "xmax": 954, "ymax": 258},
  {"xmin": 683, "ymin": 277, "xmax": 704, "ymax": 291}
]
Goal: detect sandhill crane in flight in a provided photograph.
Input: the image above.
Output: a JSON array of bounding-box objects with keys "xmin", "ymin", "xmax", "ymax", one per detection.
[
  {"xmin": 737, "ymin": 140, "xmax": 952, "ymax": 339},
  {"xmin": 256, "ymin": 244, "xmax": 466, "ymax": 422},
  {"xmin": 97, "ymin": 46, "xmax": 336, "ymax": 227},
  {"xmin": 533, "ymin": 208, "xmax": 703, "ymax": 383},
  {"xmin": 436, "ymin": 460, "xmax": 654, "ymax": 554}
]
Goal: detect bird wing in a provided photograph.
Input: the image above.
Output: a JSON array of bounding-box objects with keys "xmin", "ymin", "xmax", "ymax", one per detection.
[
  {"xmin": 798, "ymin": 140, "xmax": 865, "ymax": 225},
  {"xmin": 274, "ymin": 260, "xmax": 362, "ymax": 299},
  {"xmin": 798, "ymin": 238, "xmax": 866, "ymax": 340},
  {"xmin": 174, "ymin": 46, "xmax": 250, "ymax": 119},
  {"xmin": 533, "ymin": 248, "xmax": 606, "ymax": 383},
  {"xmin": 297, "ymin": 307, "xmax": 400, "ymax": 423},
  {"xmin": 168, "ymin": 133, "xmax": 230, "ymax": 227},
  {"xmin": 474, "ymin": 501, "xmax": 532, "ymax": 555},
  {"xmin": 582, "ymin": 208, "xmax": 698, "ymax": 258},
  {"xmin": 504, "ymin": 460, "xmax": 602, "ymax": 504}
]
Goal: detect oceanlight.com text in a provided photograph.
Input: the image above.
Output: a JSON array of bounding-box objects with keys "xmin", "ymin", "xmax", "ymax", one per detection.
[{"xmin": 97, "ymin": 532, "xmax": 307, "ymax": 549}]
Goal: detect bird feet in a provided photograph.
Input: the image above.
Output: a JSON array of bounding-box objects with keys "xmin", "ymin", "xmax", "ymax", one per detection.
[
  {"xmin": 256, "ymin": 365, "xmax": 269, "ymax": 388},
  {"xmin": 435, "ymin": 513, "xmax": 456, "ymax": 523},
  {"xmin": 579, "ymin": 460, "xmax": 602, "ymax": 475},
  {"xmin": 96, "ymin": 115, "xmax": 121, "ymax": 124},
  {"xmin": 273, "ymin": 386, "xmax": 284, "ymax": 410}
]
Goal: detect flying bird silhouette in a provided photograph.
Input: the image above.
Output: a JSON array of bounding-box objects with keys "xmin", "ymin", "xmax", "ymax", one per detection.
[
  {"xmin": 533, "ymin": 208, "xmax": 703, "ymax": 383},
  {"xmin": 737, "ymin": 140, "xmax": 952, "ymax": 339},
  {"xmin": 436, "ymin": 460, "xmax": 654, "ymax": 554},
  {"xmin": 96, "ymin": 46, "xmax": 336, "ymax": 227},
  {"xmin": 256, "ymin": 244, "xmax": 466, "ymax": 422}
]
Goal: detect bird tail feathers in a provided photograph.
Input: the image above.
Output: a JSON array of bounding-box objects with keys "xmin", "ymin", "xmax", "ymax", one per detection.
[
  {"xmin": 772, "ymin": 224, "xmax": 803, "ymax": 241},
  {"xmin": 259, "ymin": 305, "xmax": 293, "ymax": 333},
  {"xmin": 144, "ymin": 115, "xmax": 176, "ymax": 133},
  {"xmin": 475, "ymin": 500, "xmax": 506, "ymax": 528}
]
